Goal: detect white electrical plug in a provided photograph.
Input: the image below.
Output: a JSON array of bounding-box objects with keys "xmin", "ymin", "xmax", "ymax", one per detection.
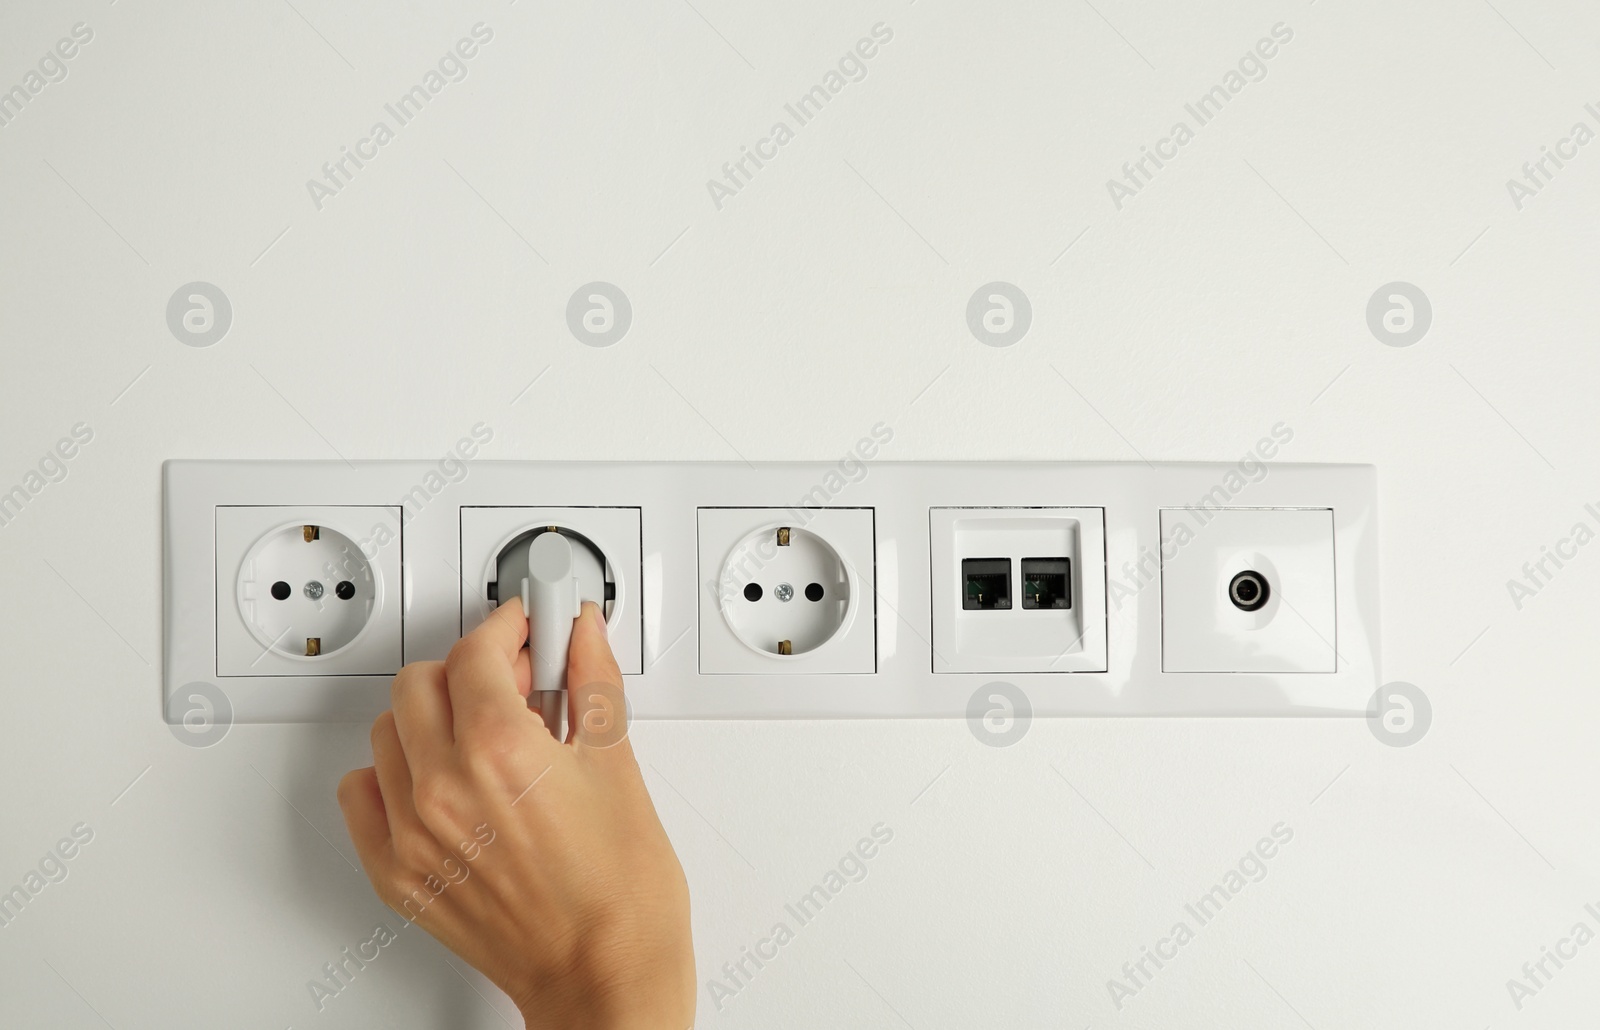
[{"xmin": 518, "ymin": 531, "xmax": 583, "ymax": 738}]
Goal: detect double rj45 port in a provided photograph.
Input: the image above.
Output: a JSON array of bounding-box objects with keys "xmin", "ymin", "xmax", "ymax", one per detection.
[
  {"xmin": 930, "ymin": 508, "xmax": 1108, "ymax": 675},
  {"xmin": 961, "ymin": 556, "xmax": 1071, "ymax": 611}
]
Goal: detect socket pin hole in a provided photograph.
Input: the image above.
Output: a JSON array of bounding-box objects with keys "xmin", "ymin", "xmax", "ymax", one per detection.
[
  {"xmin": 743, "ymin": 583, "xmax": 763, "ymax": 602},
  {"xmin": 805, "ymin": 582, "xmax": 824, "ymax": 602},
  {"xmin": 270, "ymin": 581, "xmax": 291, "ymax": 601},
  {"xmin": 335, "ymin": 580, "xmax": 355, "ymax": 600}
]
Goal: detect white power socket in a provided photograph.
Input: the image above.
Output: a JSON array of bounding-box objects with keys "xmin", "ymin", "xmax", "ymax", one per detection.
[
  {"xmin": 163, "ymin": 461, "xmax": 1379, "ymax": 722},
  {"xmin": 695, "ymin": 507, "xmax": 876, "ymax": 674},
  {"xmin": 215, "ymin": 505, "xmax": 403, "ymax": 678}
]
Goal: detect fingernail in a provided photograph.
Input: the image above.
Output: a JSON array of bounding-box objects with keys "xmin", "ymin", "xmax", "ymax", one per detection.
[{"xmin": 592, "ymin": 602, "xmax": 608, "ymax": 636}]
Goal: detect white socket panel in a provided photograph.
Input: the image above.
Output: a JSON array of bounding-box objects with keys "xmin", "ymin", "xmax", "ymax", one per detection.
[
  {"xmin": 215, "ymin": 505, "xmax": 403, "ymax": 679},
  {"xmin": 696, "ymin": 507, "xmax": 877, "ymax": 675},
  {"xmin": 929, "ymin": 508, "xmax": 1107, "ymax": 674},
  {"xmin": 1159, "ymin": 507, "xmax": 1337, "ymax": 673},
  {"xmin": 164, "ymin": 461, "xmax": 1379, "ymax": 722}
]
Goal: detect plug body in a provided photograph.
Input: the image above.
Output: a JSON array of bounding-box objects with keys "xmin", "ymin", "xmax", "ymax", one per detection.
[{"xmin": 506, "ymin": 532, "xmax": 582, "ymax": 736}]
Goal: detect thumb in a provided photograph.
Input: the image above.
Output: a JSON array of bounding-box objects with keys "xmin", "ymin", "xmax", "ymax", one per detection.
[{"xmin": 566, "ymin": 601, "xmax": 629, "ymax": 751}]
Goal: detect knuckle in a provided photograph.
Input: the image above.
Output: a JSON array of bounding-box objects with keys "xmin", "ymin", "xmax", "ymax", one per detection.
[
  {"xmin": 445, "ymin": 635, "xmax": 484, "ymax": 671},
  {"xmin": 365, "ymin": 872, "xmax": 399, "ymax": 907},
  {"xmin": 388, "ymin": 824, "xmax": 437, "ymax": 872},
  {"xmin": 390, "ymin": 661, "xmax": 441, "ymax": 703},
  {"xmin": 389, "ymin": 666, "xmax": 417, "ymax": 705},
  {"xmin": 459, "ymin": 723, "xmax": 523, "ymax": 782},
  {"xmin": 375, "ymin": 879, "xmax": 411, "ymax": 914},
  {"xmin": 335, "ymin": 769, "xmax": 366, "ymax": 805},
  {"xmin": 465, "ymin": 715, "xmax": 522, "ymax": 756},
  {"xmin": 410, "ymin": 774, "xmax": 462, "ymax": 834},
  {"xmin": 370, "ymin": 710, "xmax": 396, "ymax": 751}
]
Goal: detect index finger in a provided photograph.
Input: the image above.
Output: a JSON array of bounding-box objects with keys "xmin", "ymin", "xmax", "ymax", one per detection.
[{"xmin": 445, "ymin": 597, "xmax": 539, "ymax": 737}]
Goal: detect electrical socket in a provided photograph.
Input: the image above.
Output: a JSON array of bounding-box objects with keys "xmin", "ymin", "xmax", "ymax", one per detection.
[
  {"xmin": 1159, "ymin": 507, "xmax": 1336, "ymax": 673},
  {"xmin": 215, "ymin": 505, "xmax": 403, "ymax": 677},
  {"xmin": 459, "ymin": 506, "xmax": 643, "ymax": 674},
  {"xmin": 696, "ymin": 507, "xmax": 876, "ymax": 674},
  {"xmin": 929, "ymin": 507, "xmax": 1108, "ymax": 673},
  {"xmin": 164, "ymin": 460, "xmax": 1379, "ymax": 721}
]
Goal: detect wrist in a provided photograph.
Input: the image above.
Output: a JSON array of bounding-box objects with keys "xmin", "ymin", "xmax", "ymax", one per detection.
[
  {"xmin": 522, "ymin": 1005, "xmax": 692, "ymax": 1030},
  {"xmin": 517, "ymin": 981, "xmax": 693, "ymax": 1030}
]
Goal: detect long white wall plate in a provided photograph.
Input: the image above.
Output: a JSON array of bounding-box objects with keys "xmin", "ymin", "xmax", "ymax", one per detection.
[{"xmin": 163, "ymin": 460, "xmax": 1379, "ymax": 723}]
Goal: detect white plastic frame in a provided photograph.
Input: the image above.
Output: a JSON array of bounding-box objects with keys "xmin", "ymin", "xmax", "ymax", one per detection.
[{"xmin": 163, "ymin": 460, "xmax": 1379, "ymax": 722}]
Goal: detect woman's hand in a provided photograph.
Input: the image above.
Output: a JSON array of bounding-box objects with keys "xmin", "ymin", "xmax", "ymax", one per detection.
[{"xmin": 338, "ymin": 599, "xmax": 695, "ymax": 1029}]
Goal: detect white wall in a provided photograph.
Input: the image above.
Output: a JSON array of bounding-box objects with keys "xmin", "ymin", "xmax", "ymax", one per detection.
[{"xmin": 2, "ymin": 0, "xmax": 1596, "ymax": 1026}]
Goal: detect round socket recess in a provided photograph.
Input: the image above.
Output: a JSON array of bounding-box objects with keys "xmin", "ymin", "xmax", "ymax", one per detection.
[
  {"xmin": 719, "ymin": 525, "xmax": 852, "ymax": 657},
  {"xmin": 1228, "ymin": 569, "xmax": 1270, "ymax": 612},
  {"xmin": 1225, "ymin": 552, "xmax": 1283, "ymax": 627},
  {"xmin": 236, "ymin": 523, "xmax": 379, "ymax": 659},
  {"xmin": 486, "ymin": 526, "xmax": 615, "ymax": 620}
]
